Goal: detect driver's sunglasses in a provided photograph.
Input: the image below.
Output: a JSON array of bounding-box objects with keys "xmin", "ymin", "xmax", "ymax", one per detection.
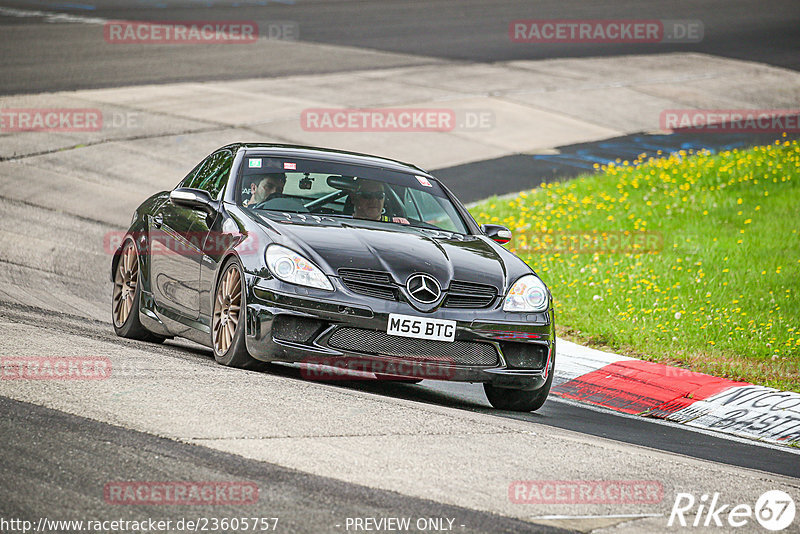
[{"xmin": 355, "ymin": 191, "xmax": 385, "ymax": 200}]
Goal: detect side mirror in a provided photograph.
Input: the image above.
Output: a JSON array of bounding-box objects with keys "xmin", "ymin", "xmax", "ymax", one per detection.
[
  {"xmin": 170, "ymin": 188, "xmax": 218, "ymax": 214},
  {"xmin": 481, "ymin": 224, "xmax": 512, "ymax": 245}
]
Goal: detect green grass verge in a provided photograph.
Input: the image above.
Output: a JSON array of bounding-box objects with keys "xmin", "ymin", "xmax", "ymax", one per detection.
[{"xmin": 470, "ymin": 137, "xmax": 800, "ymax": 392}]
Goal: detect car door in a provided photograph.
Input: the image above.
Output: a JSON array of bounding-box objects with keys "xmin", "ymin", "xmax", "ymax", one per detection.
[
  {"xmin": 150, "ymin": 150, "xmax": 232, "ymax": 321},
  {"xmin": 193, "ymin": 151, "xmax": 236, "ymax": 324}
]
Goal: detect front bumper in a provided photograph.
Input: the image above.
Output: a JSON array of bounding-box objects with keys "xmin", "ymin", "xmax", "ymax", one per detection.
[{"xmin": 244, "ymin": 276, "xmax": 555, "ymax": 390}]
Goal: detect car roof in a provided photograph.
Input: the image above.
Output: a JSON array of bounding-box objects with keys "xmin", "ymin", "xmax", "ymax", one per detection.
[{"xmin": 223, "ymin": 143, "xmax": 433, "ymax": 178}]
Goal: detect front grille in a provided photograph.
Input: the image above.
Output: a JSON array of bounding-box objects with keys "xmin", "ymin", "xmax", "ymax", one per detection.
[
  {"xmin": 443, "ymin": 280, "xmax": 498, "ymax": 308},
  {"xmin": 338, "ymin": 268, "xmax": 398, "ymax": 301},
  {"xmin": 501, "ymin": 341, "xmax": 548, "ymax": 370},
  {"xmin": 328, "ymin": 327, "xmax": 499, "ymax": 366},
  {"xmin": 272, "ymin": 315, "xmax": 326, "ymax": 343}
]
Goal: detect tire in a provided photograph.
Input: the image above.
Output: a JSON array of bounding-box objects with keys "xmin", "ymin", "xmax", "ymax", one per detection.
[
  {"xmin": 112, "ymin": 238, "xmax": 165, "ymax": 343},
  {"xmin": 212, "ymin": 257, "xmax": 264, "ymax": 370},
  {"xmin": 484, "ymin": 346, "xmax": 555, "ymax": 412}
]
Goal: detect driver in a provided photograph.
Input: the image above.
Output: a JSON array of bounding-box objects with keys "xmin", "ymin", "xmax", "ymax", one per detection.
[{"xmin": 245, "ymin": 173, "xmax": 286, "ymax": 206}]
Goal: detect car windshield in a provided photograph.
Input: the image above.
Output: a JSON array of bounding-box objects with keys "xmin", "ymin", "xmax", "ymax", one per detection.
[{"xmin": 239, "ymin": 156, "xmax": 469, "ymax": 233}]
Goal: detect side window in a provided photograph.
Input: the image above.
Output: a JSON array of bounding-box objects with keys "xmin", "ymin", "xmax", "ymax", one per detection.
[
  {"xmin": 180, "ymin": 151, "xmax": 234, "ymax": 198},
  {"xmin": 408, "ymin": 189, "xmax": 459, "ymax": 232},
  {"xmin": 402, "ymin": 189, "xmax": 422, "ymax": 220},
  {"xmin": 179, "ymin": 160, "xmax": 205, "ymax": 189}
]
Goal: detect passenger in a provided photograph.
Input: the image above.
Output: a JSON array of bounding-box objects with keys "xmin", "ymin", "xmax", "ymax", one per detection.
[{"xmin": 352, "ymin": 180, "xmax": 386, "ymax": 221}]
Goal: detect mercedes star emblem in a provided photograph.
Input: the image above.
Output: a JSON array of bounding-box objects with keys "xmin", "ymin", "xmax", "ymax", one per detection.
[{"xmin": 406, "ymin": 273, "xmax": 441, "ymax": 303}]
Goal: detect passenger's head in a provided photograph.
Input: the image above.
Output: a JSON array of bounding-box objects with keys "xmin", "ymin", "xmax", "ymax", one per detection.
[
  {"xmin": 251, "ymin": 173, "xmax": 286, "ymax": 203},
  {"xmin": 352, "ymin": 180, "xmax": 385, "ymax": 221}
]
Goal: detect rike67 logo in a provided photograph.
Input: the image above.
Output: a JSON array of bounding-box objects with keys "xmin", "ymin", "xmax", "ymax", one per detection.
[{"xmin": 668, "ymin": 490, "xmax": 796, "ymax": 531}]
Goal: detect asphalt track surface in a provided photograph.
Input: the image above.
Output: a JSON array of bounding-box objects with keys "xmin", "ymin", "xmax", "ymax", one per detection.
[
  {"xmin": 5, "ymin": 298, "xmax": 800, "ymax": 483},
  {"xmin": 0, "ymin": 396, "xmax": 567, "ymax": 534},
  {"xmin": 0, "ymin": 0, "xmax": 799, "ymax": 95},
  {"xmin": 2, "ymin": 1, "xmax": 800, "ymax": 532},
  {"xmin": 1, "ymin": 299, "xmax": 798, "ymax": 531}
]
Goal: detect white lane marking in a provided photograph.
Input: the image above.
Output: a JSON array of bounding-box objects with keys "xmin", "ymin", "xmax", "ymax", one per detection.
[
  {"xmin": 550, "ymin": 395, "xmax": 800, "ymax": 456},
  {"xmin": 529, "ymin": 513, "xmax": 663, "ymax": 520},
  {"xmin": 0, "ymin": 6, "xmax": 107, "ymax": 24}
]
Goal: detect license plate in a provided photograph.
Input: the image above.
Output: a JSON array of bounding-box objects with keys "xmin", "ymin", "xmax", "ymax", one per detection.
[{"xmin": 387, "ymin": 313, "xmax": 456, "ymax": 342}]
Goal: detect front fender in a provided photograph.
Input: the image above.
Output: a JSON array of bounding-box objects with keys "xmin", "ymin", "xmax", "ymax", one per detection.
[{"xmin": 110, "ymin": 192, "xmax": 169, "ymax": 291}]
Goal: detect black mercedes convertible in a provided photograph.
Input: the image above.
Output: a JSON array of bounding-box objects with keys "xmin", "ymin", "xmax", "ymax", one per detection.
[{"xmin": 112, "ymin": 144, "xmax": 555, "ymax": 411}]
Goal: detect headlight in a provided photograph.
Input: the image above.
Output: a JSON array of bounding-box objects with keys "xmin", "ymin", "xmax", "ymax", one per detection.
[
  {"xmin": 266, "ymin": 244, "xmax": 333, "ymax": 291},
  {"xmin": 503, "ymin": 274, "xmax": 549, "ymax": 312}
]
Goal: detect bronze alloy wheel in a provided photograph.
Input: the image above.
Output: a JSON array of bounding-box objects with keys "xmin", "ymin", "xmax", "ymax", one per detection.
[
  {"xmin": 113, "ymin": 241, "xmax": 139, "ymax": 328},
  {"xmin": 213, "ymin": 263, "xmax": 243, "ymax": 355}
]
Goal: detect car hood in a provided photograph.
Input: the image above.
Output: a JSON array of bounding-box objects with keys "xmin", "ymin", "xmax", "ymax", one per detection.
[{"xmin": 257, "ymin": 214, "xmax": 526, "ymax": 291}]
